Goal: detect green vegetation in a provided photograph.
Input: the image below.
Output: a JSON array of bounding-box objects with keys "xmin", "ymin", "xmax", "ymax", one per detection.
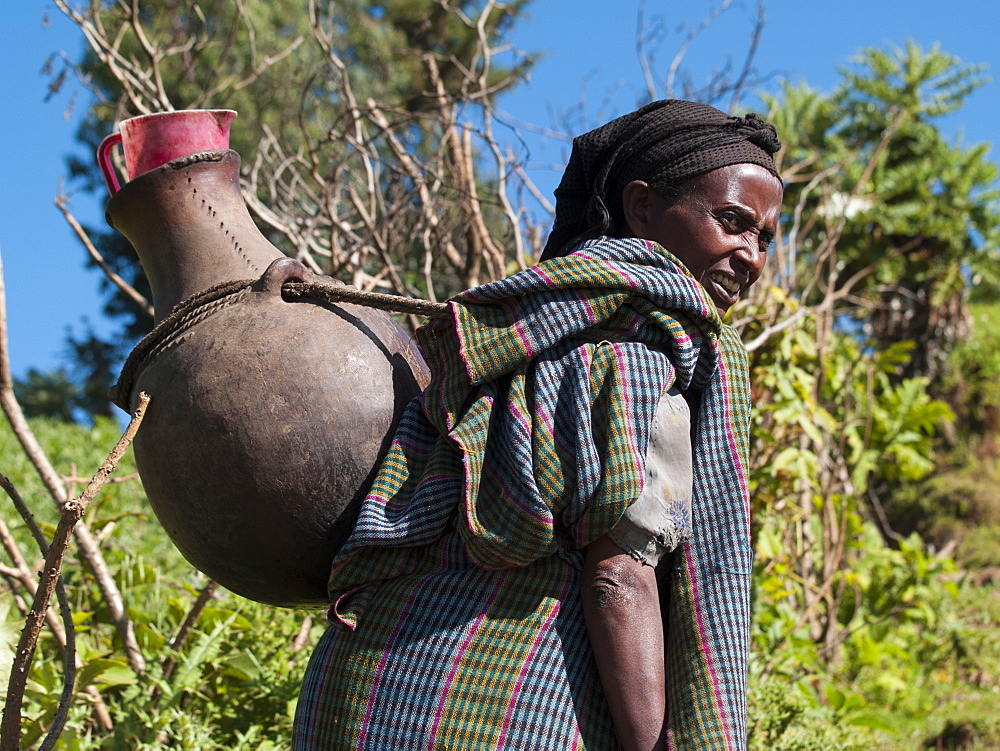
[
  {"xmin": 742, "ymin": 292, "xmax": 1000, "ymax": 748},
  {"xmin": 0, "ymin": 418, "xmax": 323, "ymax": 749},
  {"xmin": 739, "ymin": 44, "xmax": 1000, "ymax": 745},
  {"xmin": 4, "ymin": 404, "xmax": 997, "ymax": 746}
]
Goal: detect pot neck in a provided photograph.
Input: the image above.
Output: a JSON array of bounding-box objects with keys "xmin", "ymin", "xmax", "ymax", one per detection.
[{"xmin": 105, "ymin": 150, "xmax": 283, "ymax": 322}]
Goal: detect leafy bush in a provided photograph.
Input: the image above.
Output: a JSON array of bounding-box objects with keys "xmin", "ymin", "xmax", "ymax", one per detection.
[
  {"xmin": 1, "ymin": 417, "xmax": 324, "ymax": 747},
  {"xmin": 883, "ymin": 302, "xmax": 1000, "ymax": 564},
  {"xmin": 748, "ymin": 677, "xmax": 854, "ymax": 750},
  {"xmin": 750, "ymin": 526, "xmax": 1000, "ymax": 749}
]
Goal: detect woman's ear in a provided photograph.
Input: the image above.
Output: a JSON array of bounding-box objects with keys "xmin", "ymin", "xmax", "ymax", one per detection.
[{"xmin": 621, "ymin": 180, "xmax": 652, "ymax": 238}]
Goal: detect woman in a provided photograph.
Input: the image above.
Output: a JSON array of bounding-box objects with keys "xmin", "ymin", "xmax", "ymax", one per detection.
[{"xmin": 294, "ymin": 100, "xmax": 783, "ymax": 750}]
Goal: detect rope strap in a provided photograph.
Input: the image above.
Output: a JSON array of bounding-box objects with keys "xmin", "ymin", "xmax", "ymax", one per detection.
[
  {"xmin": 110, "ymin": 273, "xmax": 643, "ymax": 412},
  {"xmin": 111, "ymin": 278, "xmax": 449, "ymax": 409},
  {"xmin": 282, "ymin": 281, "xmax": 448, "ymax": 319}
]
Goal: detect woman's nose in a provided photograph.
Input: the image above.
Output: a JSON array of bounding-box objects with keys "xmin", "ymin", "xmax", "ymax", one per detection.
[{"xmin": 734, "ymin": 238, "xmax": 767, "ymax": 280}]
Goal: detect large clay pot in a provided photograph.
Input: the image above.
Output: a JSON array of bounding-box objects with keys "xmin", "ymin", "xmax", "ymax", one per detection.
[{"xmin": 107, "ymin": 149, "xmax": 429, "ymax": 607}]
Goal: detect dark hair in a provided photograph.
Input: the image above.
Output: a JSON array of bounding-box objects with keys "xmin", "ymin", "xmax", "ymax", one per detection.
[{"xmin": 541, "ymin": 100, "xmax": 781, "ymax": 260}]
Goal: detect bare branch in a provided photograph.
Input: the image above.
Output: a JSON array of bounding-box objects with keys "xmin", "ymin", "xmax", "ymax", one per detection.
[
  {"xmin": 0, "ymin": 485, "xmax": 114, "ymax": 736},
  {"xmin": 727, "ymin": 1, "xmax": 765, "ymax": 112},
  {"xmin": 744, "ymin": 306, "xmax": 811, "ymax": 353},
  {"xmin": 0, "ymin": 249, "xmax": 146, "ymax": 677},
  {"xmin": 635, "ymin": 1, "xmax": 658, "ymax": 101},
  {"xmin": 55, "ymin": 194, "xmax": 154, "ymax": 318},
  {"xmin": 127, "ymin": 0, "xmax": 172, "ymax": 110},
  {"xmin": 666, "ymin": 0, "xmax": 733, "ymax": 99},
  {"xmin": 1, "ymin": 394, "xmax": 148, "ymax": 751},
  {"xmin": 160, "ymin": 579, "xmax": 219, "ymax": 684}
]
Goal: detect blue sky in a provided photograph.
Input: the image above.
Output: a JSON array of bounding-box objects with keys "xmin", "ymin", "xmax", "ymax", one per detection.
[{"xmin": 2, "ymin": 1, "xmax": 998, "ymax": 385}]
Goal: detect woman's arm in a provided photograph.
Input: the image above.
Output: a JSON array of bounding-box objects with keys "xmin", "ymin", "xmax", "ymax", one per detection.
[{"xmin": 582, "ymin": 534, "xmax": 665, "ymax": 751}]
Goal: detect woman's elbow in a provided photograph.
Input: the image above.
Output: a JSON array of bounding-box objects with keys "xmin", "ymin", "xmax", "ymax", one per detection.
[{"xmin": 584, "ymin": 552, "xmax": 657, "ymax": 612}]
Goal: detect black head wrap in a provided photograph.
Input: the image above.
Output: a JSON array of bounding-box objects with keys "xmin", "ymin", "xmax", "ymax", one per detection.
[{"xmin": 541, "ymin": 99, "xmax": 782, "ymax": 260}]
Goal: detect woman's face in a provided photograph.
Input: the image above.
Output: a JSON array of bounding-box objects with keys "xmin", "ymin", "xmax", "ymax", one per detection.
[{"xmin": 623, "ymin": 163, "xmax": 783, "ymax": 316}]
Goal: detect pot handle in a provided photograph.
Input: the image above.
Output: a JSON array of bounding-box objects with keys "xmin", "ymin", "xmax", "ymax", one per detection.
[
  {"xmin": 255, "ymin": 257, "xmax": 313, "ymax": 296},
  {"xmin": 97, "ymin": 132, "xmax": 123, "ymax": 196}
]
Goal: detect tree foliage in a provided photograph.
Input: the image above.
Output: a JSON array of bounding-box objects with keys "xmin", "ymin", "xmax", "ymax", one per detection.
[
  {"xmin": 738, "ymin": 41, "xmax": 1000, "ymax": 747},
  {"xmin": 45, "ymin": 0, "xmax": 537, "ymax": 416},
  {"xmin": 760, "ymin": 42, "xmax": 999, "ymax": 380},
  {"xmin": 63, "ymin": 0, "xmax": 535, "ymax": 322}
]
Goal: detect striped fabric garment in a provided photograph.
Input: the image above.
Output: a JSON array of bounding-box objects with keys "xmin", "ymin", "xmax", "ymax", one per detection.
[{"xmin": 293, "ymin": 237, "xmax": 753, "ymax": 750}]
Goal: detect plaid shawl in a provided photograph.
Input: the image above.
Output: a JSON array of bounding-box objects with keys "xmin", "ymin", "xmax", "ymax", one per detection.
[{"xmin": 312, "ymin": 237, "xmax": 753, "ymax": 749}]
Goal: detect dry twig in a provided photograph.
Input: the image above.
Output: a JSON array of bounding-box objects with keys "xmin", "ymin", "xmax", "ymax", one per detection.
[
  {"xmin": 0, "ymin": 393, "xmax": 149, "ymax": 751},
  {"xmin": 55, "ymin": 194, "xmax": 154, "ymax": 318},
  {"xmin": 160, "ymin": 579, "xmax": 219, "ymax": 685},
  {"xmin": 0, "ymin": 249, "xmax": 146, "ymax": 676}
]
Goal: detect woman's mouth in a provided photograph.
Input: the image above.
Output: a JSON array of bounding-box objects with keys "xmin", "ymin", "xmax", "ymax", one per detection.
[{"xmin": 705, "ymin": 271, "xmax": 741, "ymax": 309}]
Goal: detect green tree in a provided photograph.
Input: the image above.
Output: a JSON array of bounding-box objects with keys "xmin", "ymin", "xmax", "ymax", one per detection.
[
  {"xmin": 48, "ymin": 0, "xmax": 535, "ymax": 419},
  {"xmin": 761, "ymin": 42, "xmax": 999, "ymax": 381},
  {"xmin": 13, "ymin": 368, "xmax": 81, "ymax": 422},
  {"xmin": 736, "ymin": 42, "xmax": 1000, "ymax": 745}
]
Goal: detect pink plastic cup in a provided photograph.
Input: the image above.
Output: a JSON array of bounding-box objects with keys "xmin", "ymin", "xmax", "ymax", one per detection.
[{"xmin": 98, "ymin": 109, "xmax": 237, "ymax": 196}]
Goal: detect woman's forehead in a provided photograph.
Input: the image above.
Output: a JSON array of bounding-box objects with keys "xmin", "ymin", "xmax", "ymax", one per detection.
[{"xmin": 684, "ymin": 164, "xmax": 783, "ymax": 203}]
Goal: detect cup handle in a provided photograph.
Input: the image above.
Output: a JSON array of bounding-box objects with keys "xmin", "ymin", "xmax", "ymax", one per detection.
[{"xmin": 97, "ymin": 132, "xmax": 123, "ymax": 196}]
